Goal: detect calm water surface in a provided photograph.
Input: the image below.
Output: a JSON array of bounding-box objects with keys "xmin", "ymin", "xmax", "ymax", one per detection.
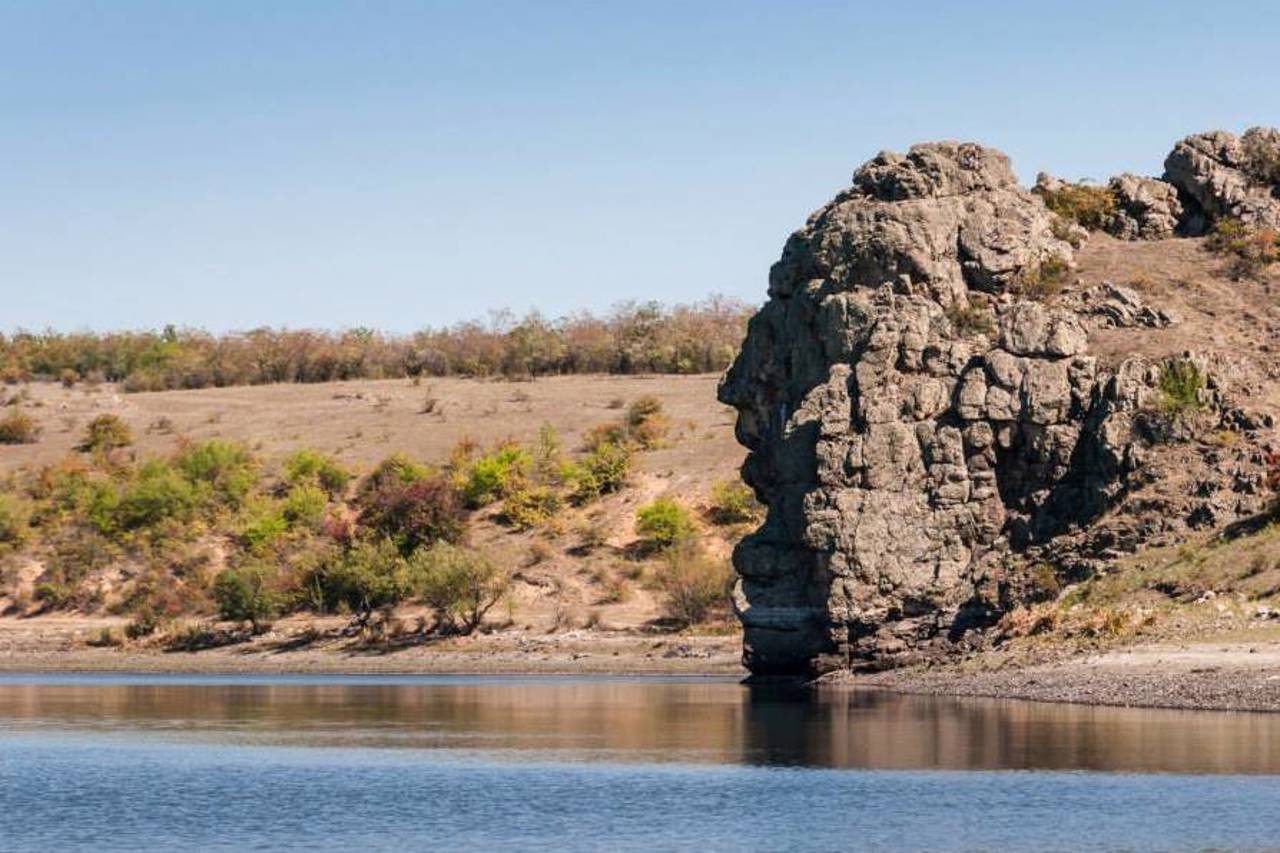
[{"xmin": 1, "ymin": 673, "xmax": 1279, "ymax": 851}]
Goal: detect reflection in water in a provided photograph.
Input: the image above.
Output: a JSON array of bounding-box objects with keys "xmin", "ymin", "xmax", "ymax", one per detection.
[{"xmin": 0, "ymin": 674, "xmax": 1278, "ymax": 774}]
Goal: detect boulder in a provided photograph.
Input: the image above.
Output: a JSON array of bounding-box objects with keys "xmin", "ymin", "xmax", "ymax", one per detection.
[
  {"xmin": 1107, "ymin": 173, "xmax": 1183, "ymax": 240},
  {"xmin": 1163, "ymin": 127, "xmax": 1280, "ymax": 233}
]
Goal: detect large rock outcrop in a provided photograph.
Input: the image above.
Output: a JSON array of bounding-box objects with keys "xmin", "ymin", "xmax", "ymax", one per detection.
[
  {"xmin": 718, "ymin": 141, "xmax": 1272, "ymax": 678},
  {"xmin": 1164, "ymin": 128, "xmax": 1280, "ymax": 233}
]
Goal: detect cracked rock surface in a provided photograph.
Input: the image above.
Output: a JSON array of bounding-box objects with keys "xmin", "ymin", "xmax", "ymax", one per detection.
[{"xmin": 719, "ymin": 141, "xmax": 1273, "ymax": 677}]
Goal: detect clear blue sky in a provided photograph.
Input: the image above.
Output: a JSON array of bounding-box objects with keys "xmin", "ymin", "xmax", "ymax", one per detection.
[{"xmin": 3, "ymin": 1, "xmax": 1277, "ymax": 333}]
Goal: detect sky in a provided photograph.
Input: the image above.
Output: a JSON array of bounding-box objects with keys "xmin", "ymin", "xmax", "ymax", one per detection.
[{"xmin": 2, "ymin": 0, "xmax": 1278, "ymax": 334}]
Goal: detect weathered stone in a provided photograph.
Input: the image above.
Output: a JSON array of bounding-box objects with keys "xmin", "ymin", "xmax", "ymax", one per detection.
[
  {"xmin": 1107, "ymin": 173, "xmax": 1183, "ymax": 240},
  {"xmin": 1163, "ymin": 127, "xmax": 1280, "ymax": 233},
  {"xmin": 719, "ymin": 138, "xmax": 1271, "ymax": 678}
]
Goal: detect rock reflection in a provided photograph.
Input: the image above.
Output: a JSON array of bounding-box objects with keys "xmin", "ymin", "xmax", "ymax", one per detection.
[{"xmin": 1, "ymin": 676, "xmax": 1277, "ymax": 774}]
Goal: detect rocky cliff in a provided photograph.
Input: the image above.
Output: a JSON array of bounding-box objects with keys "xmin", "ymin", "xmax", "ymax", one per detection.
[{"xmin": 719, "ymin": 130, "xmax": 1280, "ymax": 677}]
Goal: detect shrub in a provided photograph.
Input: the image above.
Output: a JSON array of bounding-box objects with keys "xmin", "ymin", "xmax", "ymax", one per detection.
[
  {"xmin": 1157, "ymin": 358, "xmax": 1205, "ymax": 415},
  {"xmin": 304, "ymin": 539, "xmax": 412, "ymax": 619},
  {"xmin": 357, "ymin": 475, "xmax": 466, "ymax": 555},
  {"xmin": 116, "ymin": 460, "xmax": 200, "ymax": 530},
  {"xmin": 707, "ymin": 481, "xmax": 762, "ymax": 526},
  {"xmin": 411, "ymin": 542, "xmax": 509, "ymax": 635},
  {"xmin": 1205, "ymin": 218, "xmax": 1280, "ymax": 279},
  {"xmin": 532, "ymin": 423, "xmax": 564, "ymax": 483},
  {"xmin": 1034, "ymin": 180, "xmax": 1117, "ymax": 231},
  {"xmin": 460, "ymin": 444, "xmax": 530, "ymax": 508},
  {"xmin": 655, "ymin": 539, "xmax": 733, "ymax": 627},
  {"xmin": 282, "ymin": 484, "xmax": 327, "ymax": 529},
  {"xmin": 357, "ymin": 453, "xmax": 430, "ymax": 502},
  {"xmin": 636, "ymin": 498, "xmax": 696, "ymax": 549},
  {"xmin": 625, "ymin": 396, "xmax": 669, "ymax": 449},
  {"xmin": 0, "ymin": 408, "xmax": 40, "ymax": 445},
  {"xmin": 563, "ymin": 441, "xmax": 632, "ymax": 503},
  {"xmin": 944, "ymin": 301, "xmax": 996, "ymax": 338},
  {"xmin": 282, "ymin": 449, "xmax": 351, "ymax": 496},
  {"xmin": 34, "ymin": 581, "xmax": 72, "ymax": 610},
  {"xmin": 582, "ymin": 422, "xmax": 628, "ymax": 453},
  {"xmin": 213, "ymin": 566, "xmax": 279, "ymax": 630},
  {"xmin": 123, "ymin": 607, "xmax": 162, "ymax": 639},
  {"xmin": 1014, "ymin": 255, "xmax": 1070, "ymax": 301},
  {"xmin": 501, "ymin": 485, "xmax": 562, "ymax": 530},
  {"xmin": 239, "ymin": 499, "xmax": 289, "ymax": 552},
  {"xmin": 175, "ymin": 440, "xmax": 257, "ymax": 508},
  {"xmin": 78, "ymin": 414, "xmax": 133, "ymax": 453},
  {"xmin": 0, "ymin": 494, "xmax": 31, "ymax": 547}
]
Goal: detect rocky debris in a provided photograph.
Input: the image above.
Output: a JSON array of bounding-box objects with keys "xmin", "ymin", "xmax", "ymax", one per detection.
[
  {"xmin": 1107, "ymin": 173, "xmax": 1183, "ymax": 240},
  {"xmin": 1068, "ymin": 283, "xmax": 1174, "ymax": 329},
  {"xmin": 1163, "ymin": 128, "xmax": 1280, "ymax": 233},
  {"xmin": 720, "ymin": 140, "xmax": 1274, "ymax": 679}
]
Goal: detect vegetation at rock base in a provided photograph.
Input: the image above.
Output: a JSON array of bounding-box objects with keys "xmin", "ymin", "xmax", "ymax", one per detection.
[
  {"xmin": 1033, "ymin": 180, "xmax": 1118, "ymax": 231},
  {"xmin": 653, "ymin": 538, "xmax": 733, "ymax": 628},
  {"xmin": 1204, "ymin": 218, "xmax": 1280, "ymax": 279},
  {"xmin": 0, "ymin": 297, "xmax": 751, "ymax": 390},
  {"xmin": 1156, "ymin": 358, "xmax": 1205, "ymax": 415},
  {"xmin": 944, "ymin": 301, "xmax": 996, "ymax": 338},
  {"xmin": 707, "ymin": 480, "xmax": 762, "ymax": 526},
  {"xmin": 1013, "ymin": 255, "xmax": 1070, "ymax": 301}
]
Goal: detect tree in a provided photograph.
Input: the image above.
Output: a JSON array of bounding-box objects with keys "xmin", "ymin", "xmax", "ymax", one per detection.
[{"xmin": 213, "ymin": 566, "xmax": 278, "ymax": 632}]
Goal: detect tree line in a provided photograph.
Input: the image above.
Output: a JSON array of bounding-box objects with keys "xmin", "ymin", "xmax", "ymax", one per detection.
[{"xmin": 0, "ymin": 296, "xmax": 753, "ymax": 391}]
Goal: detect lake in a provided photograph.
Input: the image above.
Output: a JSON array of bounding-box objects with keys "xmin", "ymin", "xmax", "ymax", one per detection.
[{"xmin": 1, "ymin": 673, "xmax": 1279, "ymax": 851}]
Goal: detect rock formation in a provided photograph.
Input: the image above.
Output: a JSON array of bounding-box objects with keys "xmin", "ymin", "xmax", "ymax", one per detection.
[
  {"xmin": 1164, "ymin": 128, "xmax": 1280, "ymax": 233},
  {"xmin": 719, "ymin": 137, "xmax": 1276, "ymax": 678}
]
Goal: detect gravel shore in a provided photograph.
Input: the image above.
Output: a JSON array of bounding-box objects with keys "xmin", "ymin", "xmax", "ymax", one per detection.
[{"xmin": 860, "ymin": 642, "xmax": 1280, "ymax": 712}]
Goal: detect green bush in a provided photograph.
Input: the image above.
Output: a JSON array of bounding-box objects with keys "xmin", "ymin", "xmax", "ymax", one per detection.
[
  {"xmin": 213, "ymin": 565, "xmax": 278, "ymax": 630},
  {"xmin": 707, "ymin": 481, "xmax": 762, "ymax": 526},
  {"xmin": 282, "ymin": 484, "xmax": 327, "ymax": 529},
  {"xmin": 78, "ymin": 414, "xmax": 133, "ymax": 453},
  {"xmin": 0, "ymin": 494, "xmax": 31, "ymax": 547},
  {"xmin": 117, "ymin": 460, "xmax": 200, "ymax": 530},
  {"xmin": 175, "ymin": 440, "xmax": 257, "ymax": 508},
  {"xmin": 655, "ymin": 539, "xmax": 733, "ymax": 627},
  {"xmin": 410, "ymin": 542, "xmax": 509, "ymax": 635},
  {"xmin": 501, "ymin": 485, "xmax": 562, "ymax": 530},
  {"xmin": 0, "ymin": 408, "xmax": 40, "ymax": 445},
  {"xmin": 563, "ymin": 441, "xmax": 632, "ymax": 503},
  {"xmin": 239, "ymin": 499, "xmax": 289, "ymax": 552},
  {"xmin": 282, "ymin": 449, "xmax": 351, "ymax": 496},
  {"xmin": 460, "ymin": 444, "xmax": 530, "ymax": 508},
  {"xmin": 636, "ymin": 498, "xmax": 696, "ymax": 549},
  {"xmin": 303, "ymin": 539, "xmax": 412, "ymax": 618},
  {"xmin": 1157, "ymin": 358, "xmax": 1204, "ymax": 415}
]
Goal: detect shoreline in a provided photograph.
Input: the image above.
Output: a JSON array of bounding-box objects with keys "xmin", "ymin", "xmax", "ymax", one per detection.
[
  {"xmin": 856, "ymin": 641, "xmax": 1280, "ymax": 713},
  {"xmin": 6, "ymin": 617, "xmax": 1280, "ymax": 712}
]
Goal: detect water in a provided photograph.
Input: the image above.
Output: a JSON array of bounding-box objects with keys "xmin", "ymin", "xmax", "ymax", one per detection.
[{"xmin": 1, "ymin": 674, "xmax": 1279, "ymax": 851}]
